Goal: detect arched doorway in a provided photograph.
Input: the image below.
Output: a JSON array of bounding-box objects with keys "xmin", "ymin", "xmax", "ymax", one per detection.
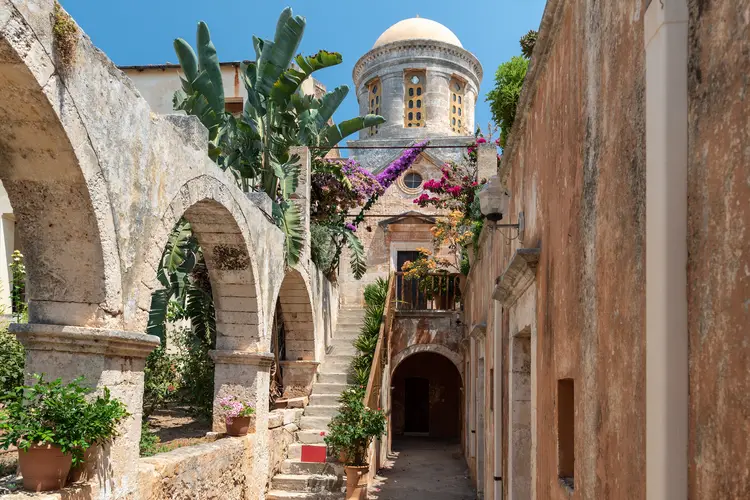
[
  {"xmin": 391, "ymin": 351, "xmax": 463, "ymax": 439},
  {"xmin": 272, "ymin": 269, "xmax": 317, "ymax": 403}
]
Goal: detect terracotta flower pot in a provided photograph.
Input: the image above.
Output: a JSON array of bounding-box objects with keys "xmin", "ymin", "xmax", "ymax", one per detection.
[
  {"xmin": 344, "ymin": 464, "xmax": 370, "ymax": 500},
  {"xmin": 226, "ymin": 416, "xmax": 253, "ymax": 436},
  {"xmin": 18, "ymin": 444, "xmax": 72, "ymax": 492},
  {"xmin": 68, "ymin": 445, "xmax": 97, "ymax": 483}
]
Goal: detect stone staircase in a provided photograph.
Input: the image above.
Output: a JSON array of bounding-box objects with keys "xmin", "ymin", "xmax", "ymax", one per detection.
[{"xmin": 267, "ymin": 308, "xmax": 364, "ymax": 499}]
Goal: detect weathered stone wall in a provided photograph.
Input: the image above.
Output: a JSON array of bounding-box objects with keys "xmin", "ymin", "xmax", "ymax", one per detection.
[
  {"xmin": 464, "ymin": 0, "xmax": 648, "ymax": 498},
  {"xmin": 137, "ymin": 436, "xmax": 255, "ymax": 500},
  {"xmin": 0, "ymin": 2, "xmax": 338, "ymax": 498},
  {"xmin": 686, "ymin": 2, "xmax": 750, "ymax": 498},
  {"xmin": 390, "ymin": 312, "xmax": 463, "ymax": 364}
]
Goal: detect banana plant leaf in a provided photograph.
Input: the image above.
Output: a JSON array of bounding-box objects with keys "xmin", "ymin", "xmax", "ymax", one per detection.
[
  {"xmin": 273, "ymin": 201, "xmax": 304, "ymax": 266},
  {"xmin": 343, "ymin": 230, "xmax": 366, "ymax": 279},
  {"xmin": 318, "ymin": 115, "xmax": 387, "ymax": 154},
  {"xmin": 270, "ymin": 50, "xmax": 343, "ymax": 105},
  {"xmin": 255, "ymin": 8, "xmax": 305, "ymax": 98},
  {"xmin": 196, "ymin": 21, "xmax": 224, "ymax": 114}
]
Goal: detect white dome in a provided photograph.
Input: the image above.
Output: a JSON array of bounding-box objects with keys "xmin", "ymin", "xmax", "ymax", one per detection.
[{"xmin": 373, "ymin": 18, "xmax": 463, "ymax": 49}]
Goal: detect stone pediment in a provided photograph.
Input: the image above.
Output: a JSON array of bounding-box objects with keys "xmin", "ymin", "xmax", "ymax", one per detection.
[
  {"xmin": 378, "ymin": 211, "xmax": 437, "ymax": 227},
  {"xmin": 493, "ymin": 248, "xmax": 540, "ymax": 307}
]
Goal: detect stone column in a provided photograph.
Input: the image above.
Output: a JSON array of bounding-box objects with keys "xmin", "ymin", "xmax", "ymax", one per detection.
[
  {"xmin": 380, "ymin": 72, "xmax": 404, "ymax": 137},
  {"xmin": 12, "ymin": 324, "xmax": 159, "ymax": 499},
  {"xmin": 465, "ymin": 85, "xmax": 478, "ymax": 135},
  {"xmin": 209, "ymin": 350, "xmax": 273, "ymax": 498},
  {"xmin": 425, "ymin": 69, "xmax": 451, "ymax": 136}
]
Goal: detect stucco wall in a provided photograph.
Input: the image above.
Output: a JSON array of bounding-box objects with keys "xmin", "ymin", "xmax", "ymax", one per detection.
[
  {"xmin": 465, "ymin": 0, "xmax": 648, "ymax": 498},
  {"xmin": 686, "ymin": 2, "xmax": 750, "ymax": 498},
  {"xmin": 390, "ymin": 312, "xmax": 462, "ymax": 361}
]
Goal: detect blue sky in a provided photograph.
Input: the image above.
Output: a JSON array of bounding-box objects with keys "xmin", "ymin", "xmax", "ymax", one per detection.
[{"xmin": 60, "ymin": 0, "xmax": 546, "ymax": 132}]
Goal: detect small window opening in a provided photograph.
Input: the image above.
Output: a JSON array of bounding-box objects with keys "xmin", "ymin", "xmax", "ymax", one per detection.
[{"xmin": 558, "ymin": 379, "xmax": 575, "ymax": 492}]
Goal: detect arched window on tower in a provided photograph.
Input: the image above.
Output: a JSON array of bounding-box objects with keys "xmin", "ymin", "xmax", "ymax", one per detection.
[
  {"xmin": 367, "ymin": 78, "xmax": 382, "ymax": 136},
  {"xmin": 449, "ymin": 77, "xmax": 466, "ymax": 133},
  {"xmin": 404, "ymin": 71, "xmax": 426, "ymax": 128}
]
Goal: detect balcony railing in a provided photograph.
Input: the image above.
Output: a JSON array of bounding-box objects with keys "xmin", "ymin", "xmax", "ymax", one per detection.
[{"xmin": 395, "ymin": 272, "xmax": 462, "ymax": 311}]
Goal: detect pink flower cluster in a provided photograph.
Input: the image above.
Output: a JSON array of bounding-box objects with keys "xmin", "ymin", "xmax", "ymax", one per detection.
[
  {"xmin": 218, "ymin": 395, "xmax": 254, "ymax": 422},
  {"xmin": 413, "ymin": 160, "xmax": 484, "ymax": 213}
]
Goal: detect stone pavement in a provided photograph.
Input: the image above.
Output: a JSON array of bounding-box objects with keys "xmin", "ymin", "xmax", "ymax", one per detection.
[{"xmin": 368, "ymin": 438, "xmax": 476, "ymax": 500}]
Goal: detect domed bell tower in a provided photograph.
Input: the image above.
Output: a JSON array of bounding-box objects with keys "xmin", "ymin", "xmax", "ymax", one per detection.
[{"xmin": 349, "ymin": 18, "xmax": 483, "ymax": 170}]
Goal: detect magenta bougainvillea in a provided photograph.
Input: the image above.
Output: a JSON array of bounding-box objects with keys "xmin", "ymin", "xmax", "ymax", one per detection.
[
  {"xmin": 310, "ymin": 141, "xmax": 430, "ymax": 279},
  {"xmin": 311, "ymin": 159, "xmax": 384, "ymax": 220}
]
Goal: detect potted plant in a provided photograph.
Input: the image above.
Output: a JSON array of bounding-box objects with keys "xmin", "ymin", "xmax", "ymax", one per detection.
[
  {"xmin": 324, "ymin": 388, "xmax": 386, "ymax": 500},
  {"xmin": 0, "ymin": 375, "xmax": 129, "ymax": 492},
  {"xmin": 217, "ymin": 396, "xmax": 255, "ymax": 436},
  {"xmin": 68, "ymin": 386, "xmax": 130, "ymax": 482}
]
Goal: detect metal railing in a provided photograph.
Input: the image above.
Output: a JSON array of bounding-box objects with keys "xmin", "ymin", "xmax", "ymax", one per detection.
[{"xmin": 394, "ymin": 272, "xmax": 462, "ymax": 311}]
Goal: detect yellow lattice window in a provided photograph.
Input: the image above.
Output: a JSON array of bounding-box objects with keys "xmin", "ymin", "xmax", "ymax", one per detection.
[
  {"xmin": 404, "ymin": 71, "xmax": 426, "ymax": 128},
  {"xmin": 367, "ymin": 79, "xmax": 382, "ymax": 136},
  {"xmin": 449, "ymin": 77, "xmax": 465, "ymax": 133}
]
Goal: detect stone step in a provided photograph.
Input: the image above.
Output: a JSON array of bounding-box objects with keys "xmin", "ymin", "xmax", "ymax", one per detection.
[
  {"xmin": 324, "ymin": 355, "xmax": 354, "ymax": 364},
  {"xmin": 296, "ymin": 429, "xmax": 329, "ymax": 444},
  {"xmin": 286, "ymin": 443, "xmax": 327, "ymax": 460},
  {"xmin": 309, "ymin": 393, "xmax": 341, "ymax": 406},
  {"xmin": 304, "ymin": 405, "xmax": 339, "ymax": 418},
  {"xmin": 329, "ymin": 346, "xmax": 356, "ymax": 356},
  {"xmin": 321, "ymin": 362, "xmax": 352, "ymax": 372},
  {"xmin": 267, "ymin": 490, "xmax": 344, "ymax": 500},
  {"xmin": 334, "ymin": 325, "xmax": 363, "ymax": 332},
  {"xmin": 281, "ymin": 459, "xmax": 343, "ymax": 476},
  {"xmin": 300, "ymin": 415, "xmax": 333, "ymax": 430},
  {"xmin": 317, "ymin": 372, "xmax": 349, "ymax": 384},
  {"xmin": 271, "ymin": 473, "xmax": 344, "ymax": 493},
  {"xmin": 311, "ymin": 382, "xmax": 349, "ymax": 394}
]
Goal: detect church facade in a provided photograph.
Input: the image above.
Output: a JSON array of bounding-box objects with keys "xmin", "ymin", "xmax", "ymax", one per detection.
[{"xmin": 339, "ymin": 17, "xmax": 484, "ymax": 304}]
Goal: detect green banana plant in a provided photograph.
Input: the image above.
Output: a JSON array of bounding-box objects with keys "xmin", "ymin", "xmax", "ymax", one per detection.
[
  {"xmin": 147, "ymin": 219, "xmax": 216, "ymax": 343},
  {"xmin": 171, "ymin": 9, "xmax": 387, "ymax": 268}
]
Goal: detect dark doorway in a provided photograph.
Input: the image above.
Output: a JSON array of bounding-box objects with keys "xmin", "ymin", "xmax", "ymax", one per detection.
[
  {"xmin": 392, "ymin": 352, "xmax": 462, "ymax": 439},
  {"xmin": 396, "ymin": 250, "xmax": 427, "ymax": 309},
  {"xmin": 405, "ymin": 377, "xmax": 430, "ymax": 434}
]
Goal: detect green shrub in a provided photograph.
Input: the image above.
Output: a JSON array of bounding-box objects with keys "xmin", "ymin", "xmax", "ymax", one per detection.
[
  {"xmin": 172, "ymin": 326, "xmax": 214, "ymax": 419},
  {"xmin": 363, "ymin": 278, "xmax": 388, "ymax": 306},
  {"xmin": 486, "ymin": 56, "xmax": 529, "ymax": 148},
  {"xmin": 324, "ymin": 387, "xmax": 386, "ymax": 466},
  {"xmin": 143, "ymin": 346, "xmax": 178, "ymax": 417},
  {"xmin": 0, "ymin": 325, "xmax": 24, "ymax": 397},
  {"xmin": 9, "ymin": 251, "xmax": 26, "ymax": 323},
  {"xmin": 0, "ymin": 375, "xmax": 128, "ymax": 465},
  {"xmin": 310, "ymin": 223, "xmax": 337, "ymax": 274},
  {"xmin": 139, "ymin": 420, "xmax": 161, "ymax": 457},
  {"xmin": 520, "ymin": 30, "xmax": 538, "ymax": 59}
]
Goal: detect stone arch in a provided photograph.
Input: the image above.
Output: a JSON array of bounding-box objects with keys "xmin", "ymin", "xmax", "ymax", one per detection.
[
  {"xmin": 144, "ymin": 176, "xmax": 265, "ymax": 352},
  {"xmin": 391, "ymin": 349, "xmax": 463, "ymax": 438},
  {"xmin": 391, "ymin": 343, "xmax": 464, "ymax": 381},
  {"xmin": 275, "ymin": 268, "xmax": 315, "ymax": 361},
  {"xmin": 0, "ymin": 6, "xmax": 122, "ymax": 326}
]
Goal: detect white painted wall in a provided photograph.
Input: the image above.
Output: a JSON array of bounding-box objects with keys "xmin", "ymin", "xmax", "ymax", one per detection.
[{"xmin": 122, "ymin": 64, "xmax": 322, "ymax": 115}]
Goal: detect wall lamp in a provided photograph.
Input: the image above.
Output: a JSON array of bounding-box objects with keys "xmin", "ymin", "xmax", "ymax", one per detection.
[{"xmin": 477, "ymin": 175, "xmax": 525, "ymax": 239}]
